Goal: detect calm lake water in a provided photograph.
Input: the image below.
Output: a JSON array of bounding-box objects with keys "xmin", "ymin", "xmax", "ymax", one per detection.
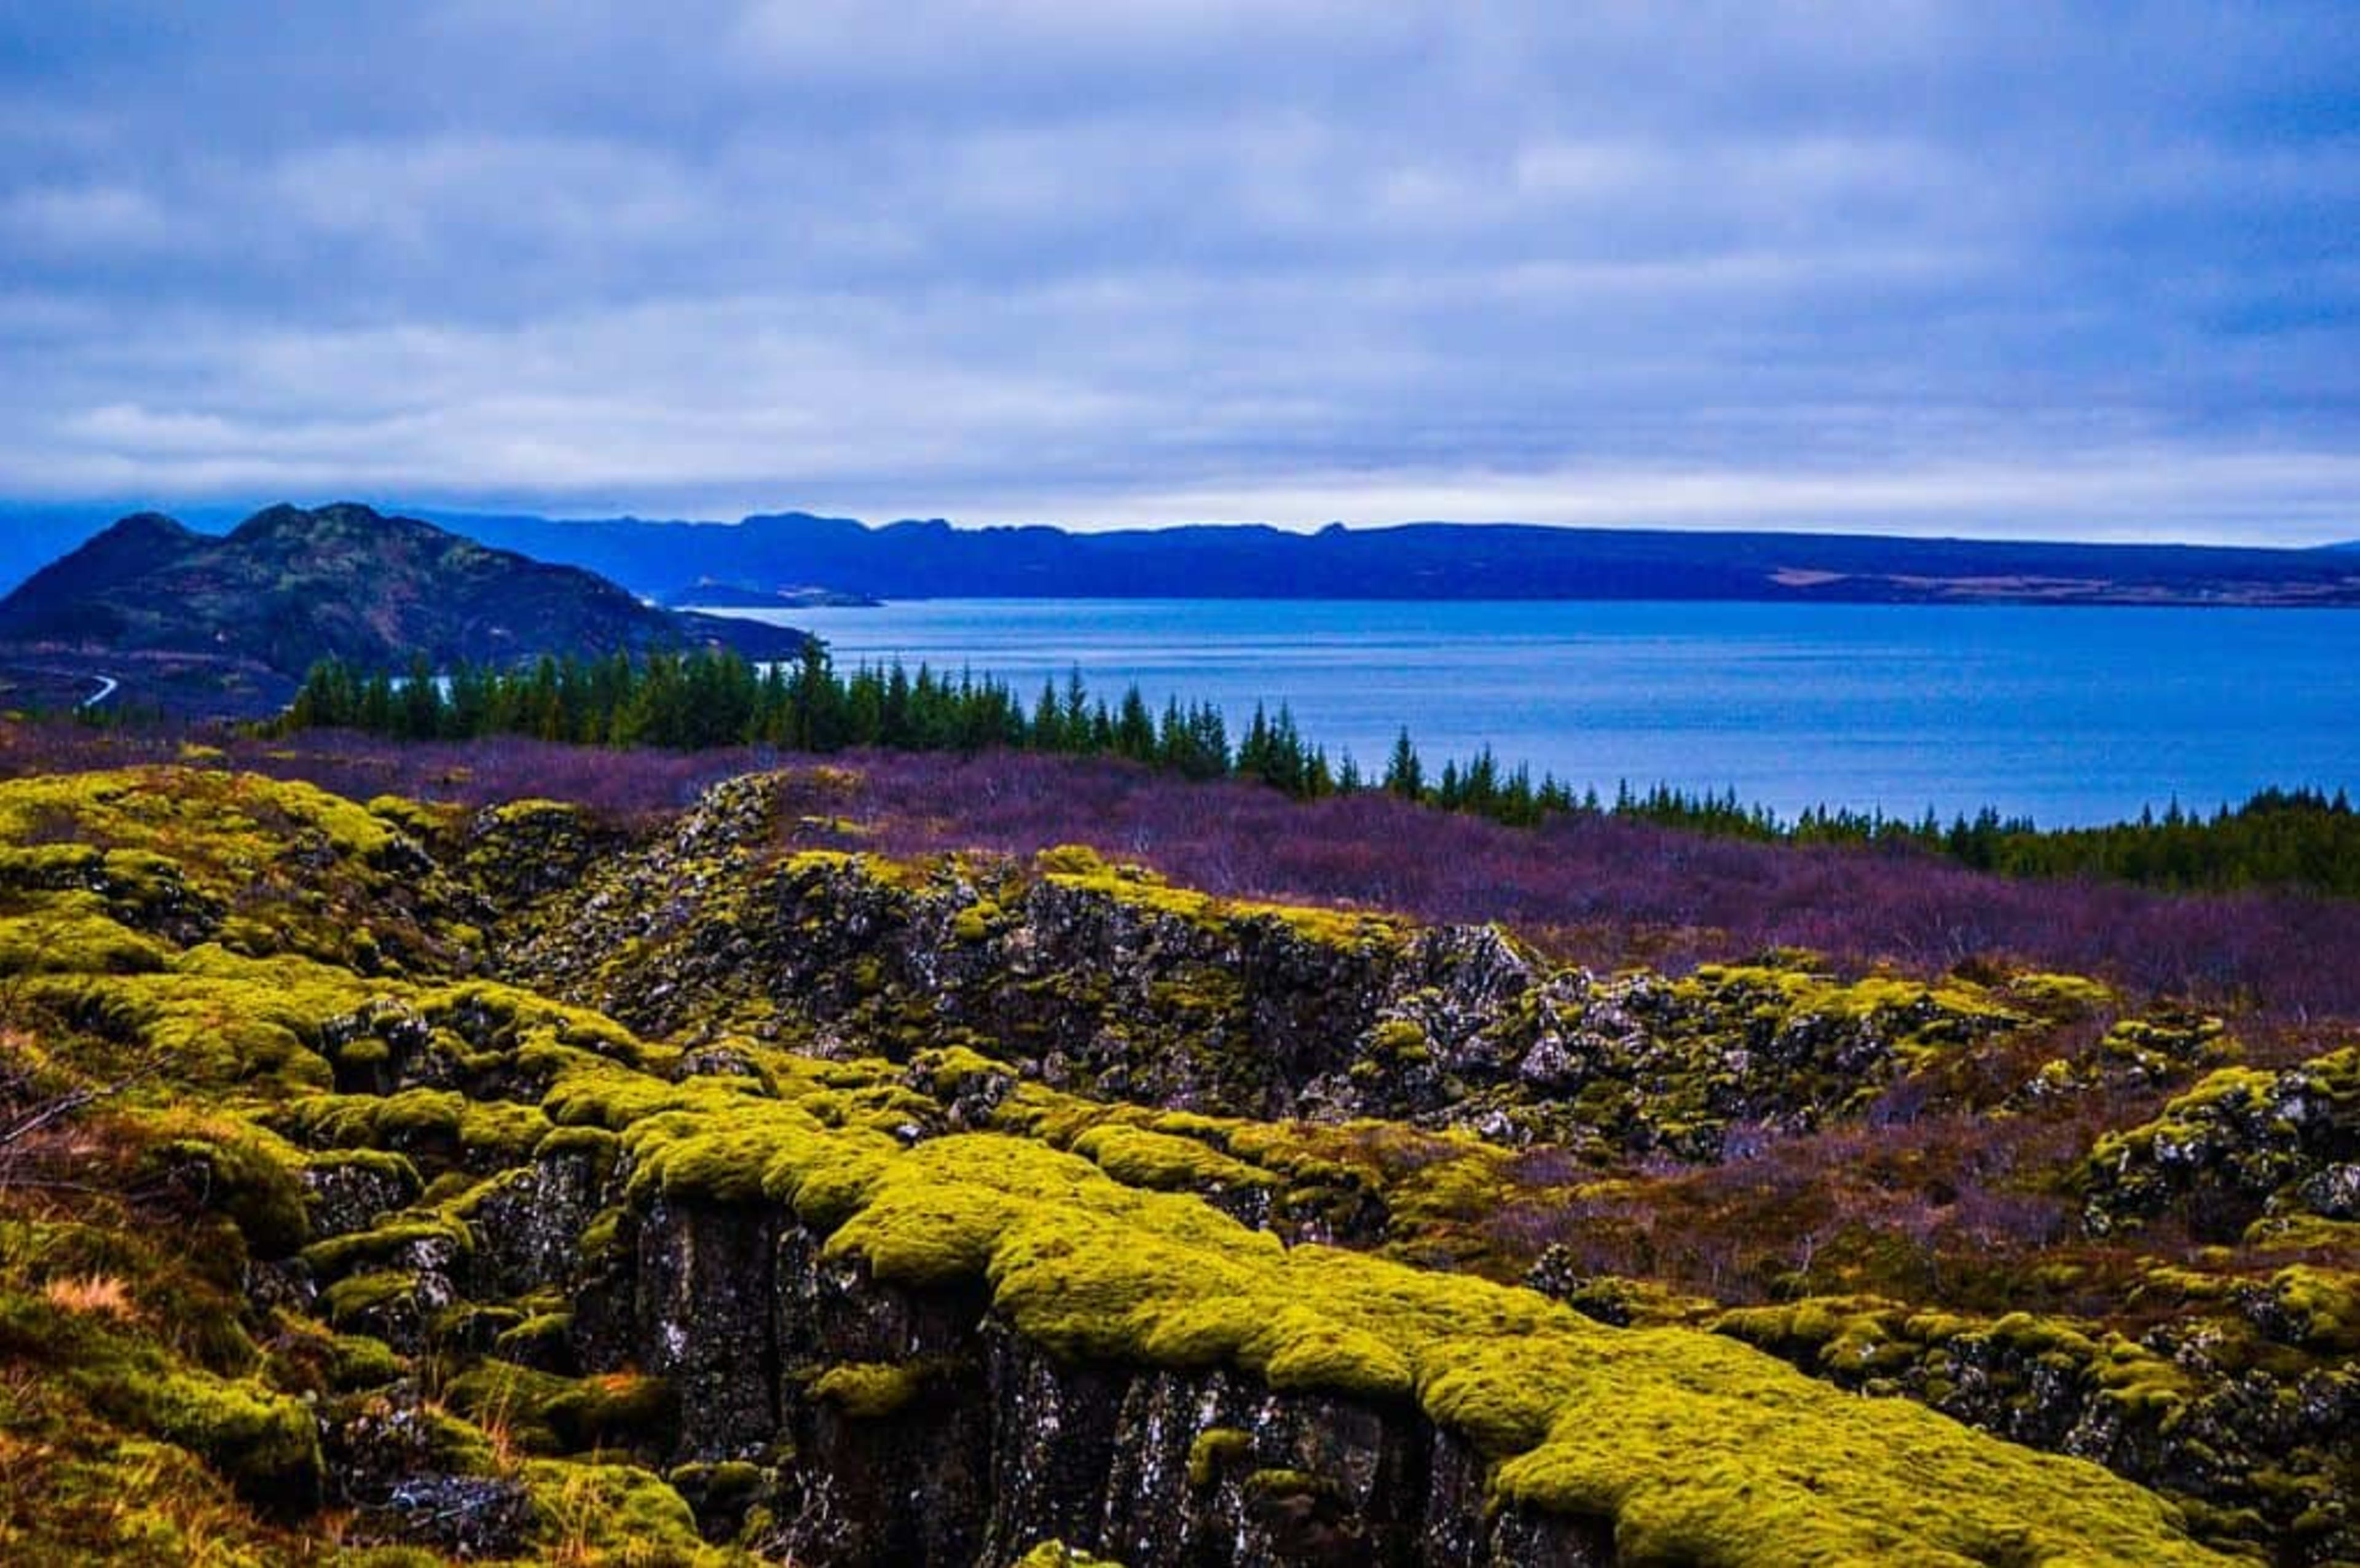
[{"xmin": 706, "ymin": 600, "xmax": 2360, "ymax": 828}]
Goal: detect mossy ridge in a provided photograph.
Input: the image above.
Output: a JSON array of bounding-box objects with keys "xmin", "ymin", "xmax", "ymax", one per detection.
[
  {"xmin": 2134, "ymin": 1255, "xmax": 2360, "ymax": 1349},
  {"xmin": 0, "ymin": 766, "xmax": 391, "ymax": 870},
  {"xmin": 0, "ymin": 767, "xmax": 473, "ymax": 974},
  {"xmin": 788, "ymin": 1131, "xmax": 2232, "ymax": 1564},
  {"xmin": 1037, "ymin": 850, "xmax": 1405, "ymax": 953},
  {"xmin": 492, "ymin": 778, "xmax": 2155, "ymax": 1169},
  {"xmin": 12, "ymin": 945, "xmax": 387, "ymax": 1092},
  {"xmin": 274, "ymin": 1087, "xmax": 552, "ymax": 1174},
  {"xmin": 1067, "ymin": 1123, "xmax": 1276, "ymax": 1191},
  {"xmin": 2021, "ymin": 1011, "xmax": 2235, "ymax": 1105},
  {"xmin": 919, "ymin": 1048, "xmax": 1554, "ymax": 1264}
]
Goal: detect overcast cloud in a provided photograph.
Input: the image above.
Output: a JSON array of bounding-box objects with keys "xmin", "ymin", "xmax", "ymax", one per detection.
[{"xmin": 1, "ymin": 2, "xmax": 2354, "ymax": 539}]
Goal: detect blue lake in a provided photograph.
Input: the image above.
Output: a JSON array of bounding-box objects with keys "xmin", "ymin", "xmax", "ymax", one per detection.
[{"xmin": 707, "ymin": 599, "xmax": 2360, "ymax": 828}]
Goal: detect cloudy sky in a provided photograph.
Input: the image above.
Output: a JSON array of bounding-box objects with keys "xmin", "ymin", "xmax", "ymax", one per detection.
[{"xmin": 2, "ymin": 2, "xmax": 2355, "ymax": 540}]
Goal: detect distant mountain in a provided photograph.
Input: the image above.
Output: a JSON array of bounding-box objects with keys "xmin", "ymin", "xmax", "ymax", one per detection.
[
  {"xmin": 0, "ymin": 503, "xmax": 810, "ymax": 707},
  {"xmin": 431, "ymin": 510, "xmax": 2360, "ymax": 608},
  {"xmin": 0, "ymin": 503, "xmax": 261, "ymax": 596}
]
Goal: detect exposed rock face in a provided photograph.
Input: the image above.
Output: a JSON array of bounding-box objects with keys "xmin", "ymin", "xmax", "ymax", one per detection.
[
  {"xmin": 564, "ymin": 1190, "xmax": 1615, "ymax": 1566},
  {"xmin": 489, "ymin": 777, "xmax": 2026, "ymax": 1160}
]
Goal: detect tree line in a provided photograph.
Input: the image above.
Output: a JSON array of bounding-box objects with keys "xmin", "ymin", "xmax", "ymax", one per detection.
[{"xmin": 276, "ymin": 648, "xmax": 2360, "ymax": 898}]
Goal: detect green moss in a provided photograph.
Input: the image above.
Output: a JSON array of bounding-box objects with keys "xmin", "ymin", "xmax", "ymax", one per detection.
[
  {"xmin": 1367, "ymin": 1017, "xmax": 1431, "ymax": 1064},
  {"xmin": 278, "ymin": 1087, "xmax": 553, "ymax": 1170},
  {"xmin": 136, "ymin": 1111, "xmax": 313, "ymax": 1258},
  {"xmin": 96, "ymin": 1363, "xmax": 324, "ymax": 1507},
  {"xmin": 1039, "ymin": 857, "xmax": 1402, "ymax": 952},
  {"xmin": 2006, "ymin": 970, "xmax": 2119, "ymax": 1015},
  {"xmin": 543, "ymin": 1056, "xmax": 769, "ymax": 1134},
  {"xmin": 303, "ymin": 1143, "xmax": 422, "ymax": 1192},
  {"xmin": 1260, "ymin": 1309, "xmax": 1414, "ymax": 1401},
  {"xmin": 1484, "ymin": 1325, "xmax": 2208, "ymax": 1566},
  {"xmin": 322, "ymin": 1269, "xmax": 417, "ymax": 1328},
  {"xmin": 326, "ymin": 1331, "xmax": 405, "ymax": 1390},
  {"xmin": 1420, "ymin": 1340, "xmax": 1565, "ymax": 1454},
  {"xmin": 0, "ymin": 895, "xmax": 173, "ymax": 974},
  {"xmin": 536, "ymin": 1121, "xmax": 622, "ymax": 1164},
  {"xmin": 577, "ymin": 1205, "xmax": 626, "ymax": 1266},
  {"xmin": 1070, "ymin": 1124, "xmax": 1275, "ymax": 1191},
  {"xmin": 667, "ymin": 1457, "xmax": 768, "ymax": 1504},
  {"xmin": 1032, "ymin": 844, "xmax": 1112, "ymax": 877},
  {"xmin": 808, "ymin": 1359, "xmax": 930, "ymax": 1420},
  {"xmin": 1674, "ymin": 961, "xmax": 2025, "ymax": 1081},
  {"xmin": 0, "ymin": 767, "xmax": 390, "ymax": 869},
  {"xmin": 951, "ymin": 899, "xmax": 1002, "ymax": 943},
  {"xmin": 1713, "ymin": 1296, "xmax": 2199, "ymax": 1427},
  {"xmin": 298, "ymin": 1212, "xmax": 471, "ymax": 1280},
  {"xmin": 0, "ymin": 1284, "xmax": 323, "ymax": 1509},
  {"xmin": 2266, "ymin": 1265, "xmax": 2359, "ymax": 1352},
  {"xmin": 620, "ymin": 1098, "xmax": 896, "ymax": 1215},
  {"xmin": 446, "ymin": 1360, "xmax": 675, "ymax": 1455},
  {"xmin": 1242, "ymin": 1467, "xmax": 1334, "ymax": 1501},
  {"xmin": 1186, "ymin": 1426, "xmax": 1254, "ymax": 1488},
  {"xmin": 909, "ymin": 1043, "xmax": 1015, "ymax": 1095},
  {"xmin": 519, "ymin": 1458, "xmax": 708, "ymax": 1561},
  {"xmin": 494, "ymin": 1310, "xmax": 575, "ymax": 1363},
  {"xmin": 2083, "ymin": 1046, "xmax": 2358, "ymax": 1234},
  {"xmin": 792, "ymin": 1129, "xmax": 2233, "ymax": 1564},
  {"xmin": 14, "ymin": 946, "xmax": 384, "ymax": 1092},
  {"xmin": 2245, "ymin": 1213, "xmax": 2360, "ymax": 1252},
  {"xmin": 366, "ymin": 793, "xmax": 452, "ymax": 837},
  {"xmin": 1009, "ymin": 1543, "xmax": 1125, "ymax": 1568}
]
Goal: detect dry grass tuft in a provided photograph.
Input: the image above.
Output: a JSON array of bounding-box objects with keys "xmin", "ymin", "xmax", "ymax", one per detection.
[{"xmin": 42, "ymin": 1274, "xmax": 132, "ymax": 1319}]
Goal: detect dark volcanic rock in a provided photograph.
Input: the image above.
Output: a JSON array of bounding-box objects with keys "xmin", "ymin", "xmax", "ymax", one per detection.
[
  {"xmin": 570, "ymin": 1190, "xmax": 1615, "ymax": 1567},
  {"xmin": 498, "ymin": 775, "xmax": 2026, "ymax": 1159}
]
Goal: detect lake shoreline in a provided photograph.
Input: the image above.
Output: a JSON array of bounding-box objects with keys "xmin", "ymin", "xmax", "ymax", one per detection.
[{"xmin": 698, "ymin": 597, "xmax": 2360, "ymax": 829}]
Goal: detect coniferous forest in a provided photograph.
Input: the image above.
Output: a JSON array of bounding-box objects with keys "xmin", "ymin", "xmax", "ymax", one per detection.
[{"xmin": 278, "ymin": 647, "xmax": 2360, "ymax": 900}]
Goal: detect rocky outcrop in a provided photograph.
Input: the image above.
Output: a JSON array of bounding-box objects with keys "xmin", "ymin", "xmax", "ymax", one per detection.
[
  {"xmin": 487, "ymin": 777, "xmax": 2034, "ymax": 1159},
  {"xmin": 565, "ymin": 1190, "xmax": 1611, "ymax": 1566},
  {"xmin": 1716, "ymin": 1293, "xmax": 2360, "ymax": 1559},
  {"xmin": 2084, "ymin": 1046, "xmax": 2360, "ymax": 1240}
]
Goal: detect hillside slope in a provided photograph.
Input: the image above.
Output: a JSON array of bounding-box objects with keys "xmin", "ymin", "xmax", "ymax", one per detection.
[{"xmin": 0, "ymin": 756, "xmax": 2350, "ymax": 1562}]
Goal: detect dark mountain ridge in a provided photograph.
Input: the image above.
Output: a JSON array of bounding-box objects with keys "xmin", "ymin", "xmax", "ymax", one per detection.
[
  {"xmin": 433, "ymin": 509, "xmax": 2360, "ymax": 607},
  {"xmin": 7, "ymin": 503, "xmax": 2357, "ymax": 606},
  {"xmin": 0, "ymin": 503, "xmax": 809, "ymax": 711}
]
